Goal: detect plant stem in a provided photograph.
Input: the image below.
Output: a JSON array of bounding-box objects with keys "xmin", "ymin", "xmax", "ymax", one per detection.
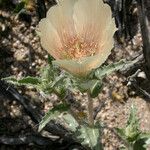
[{"xmin": 87, "ymin": 93, "xmax": 94, "ymax": 127}]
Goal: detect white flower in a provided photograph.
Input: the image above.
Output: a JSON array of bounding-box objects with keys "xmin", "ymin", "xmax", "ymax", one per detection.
[{"xmin": 39, "ymin": 0, "xmax": 116, "ymax": 77}]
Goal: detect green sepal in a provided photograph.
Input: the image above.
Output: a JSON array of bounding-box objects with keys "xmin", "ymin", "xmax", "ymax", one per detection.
[
  {"xmin": 47, "ymin": 54, "xmax": 54, "ymax": 65},
  {"xmin": 78, "ymin": 79, "xmax": 103, "ymax": 98}
]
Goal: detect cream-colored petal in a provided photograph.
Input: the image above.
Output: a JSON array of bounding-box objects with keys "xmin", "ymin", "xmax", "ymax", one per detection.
[
  {"xmin": 47, "ymin": 0, "xmax": 76, "ymax": 45},
  {"xmin": 73, "ymin": 0, "xmax": 113, "ymax": 41},
  {"xmin": 39, "ymin": 0, "xmax": 116, "ymax": 77},
  {"xmin": 39, "ymin": 18, "xmax": 62, "ymax": 59},
  {"xmin": 53, "ymin": 51, "xmax": 112, "ymax": 77},
  {"xmin": 97, "ymin": 18, "xmax": 116, "ymax": 54}
]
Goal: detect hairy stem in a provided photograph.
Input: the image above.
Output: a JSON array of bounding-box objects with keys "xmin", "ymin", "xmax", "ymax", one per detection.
[{"xmin": 87, "ymin": 93, "xmax": 94, "ymax": 126}]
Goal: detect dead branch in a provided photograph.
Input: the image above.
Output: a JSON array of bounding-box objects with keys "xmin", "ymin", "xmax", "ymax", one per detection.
[
  {"xmin": 36, "ymin": 0, "xmax": 46, "ymax": 20},
  {"xmin": 0, "ymin": 135, "xmax": 86, "ymax": 150},
  {"xmin": 127, "ymin": 71, "xmax": 150, "ymax": 102},
  {"xmin": 104, "ymin": 0, "xmax": 138, "ymax": 40},
  {"xmin": 137, "ymin": 0, "xmax": 150, "ymax": 81},
  {"xmin": 0, "ymin": 135, "xmax": 53, "ymax": 145},
  {"xmin": 120, "ymin": 53, "xmax": 144, "ymax": 75}
]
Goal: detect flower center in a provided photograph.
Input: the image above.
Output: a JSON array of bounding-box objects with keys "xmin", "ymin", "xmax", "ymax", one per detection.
[{"xmin": 61, "ymin": 37, "xmax": 98, "ymax": 60}]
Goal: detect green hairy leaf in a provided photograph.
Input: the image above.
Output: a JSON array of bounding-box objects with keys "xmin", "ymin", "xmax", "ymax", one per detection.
[
  {"xmin": 125, "ymin": 105, "xmax": 140, "ymax": 142},
  {"xmin": 47, "ymin": 54, "xmax": 54, "ymax": 65},
  {"xmin": 39, "ymin": 65, "xmax": 71, "ymax": 96},
  {"xmin": 93, "ymin": 60, "xmax": 131, "ymax": 80},
  {"xmin": 40, "ymin": 65, "xmax": 58, "ymax": 82},
  {"xmin": 62, "ymin": 113, "xmax": 79, "ymax": 132},
  {"xmin": 146, "ymin": 138, "xmax": 150, "ymax": 145},
  {"xmin": 115, "ymin": 128, "xmax": 126, "ymax": 141},
  {"xmin": 133, "ymin": 139, "xmax": 147, "ymax": 150},
  {"xmin": 3, "ymin": 65, "xmax": 70, "ymax": 97},
  {"xmin": 51, "ymin": 75, "xmax": 66, "ymax": 88},
  {"xmin": 133, "ymin": 133, "xmax": 150, "ymax": 150},
  {"xmin": 115, "ymin": 105, "xmax": 150, "ymax": 150},
  {"xmin": 75, "ymin": 124, "xmax": 102, "ymax": 150},
  {"xmin": 2, "ymin": 76, "xmax": 18, "ymax": 84},
  {"xmin": 116, "ymin": 105, "xmax": 140, "ymax": 143},
  {"xmin": 127, "ymin": 105, "xmax": 138, "ymax": 126},
  {"xmin": 2, "ymin": 76, "xmax": 41, "ymax": 86},
  {"xmin": 38, "ymin": 103, "xmax": 69, "ymax": 132}
]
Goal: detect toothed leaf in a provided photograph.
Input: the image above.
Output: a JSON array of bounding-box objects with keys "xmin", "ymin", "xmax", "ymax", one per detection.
[
  {"xmin": 62, "ymin": 113, "xmax": 79, "ymax": 132},
  {"xmin": 93, "ymin": 60, "xmax": 131, "ymax": 79},
  {"xmin": 125, "ymin": 105, "xmax": 140, "ymax": 142},
  {"xmin": 38, "ymin": 104, "xmax": 69, "ymax": 132},
  {"xmin": 75, "ymin": 124, "xmax": 103, "ymax": 150},
  {"xmin": 133, "ymin": 133, "xmax": 150, "ymax": 150},
  {"xmin": 2, "ymin": 76, "xmax": 41, "ymax": 86}
]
